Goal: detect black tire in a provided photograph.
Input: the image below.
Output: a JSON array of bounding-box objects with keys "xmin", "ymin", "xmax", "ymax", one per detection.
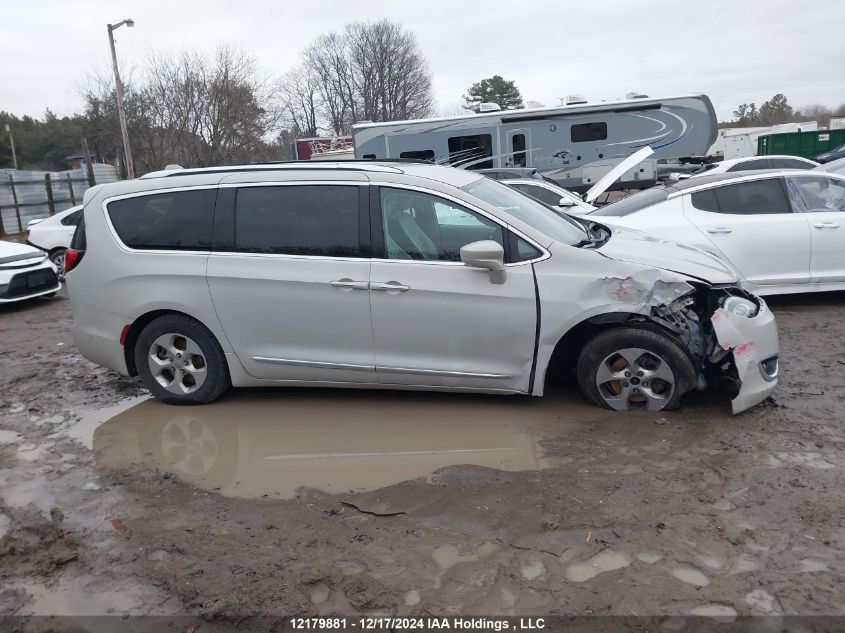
[
  {"xmin": 134, "ymin": 314, "xmax": 230, "ymax": 405},
  {"xmin": 48, "ymin": 248, "xmax": 66, "ymax": 268},
  {"xmin": 576, "ymin": 327, "xmax": 697, "ymax": 412}
]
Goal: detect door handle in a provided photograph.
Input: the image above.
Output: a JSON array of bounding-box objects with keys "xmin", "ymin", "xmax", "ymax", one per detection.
[
  {"xmin": 813, "ymin": 221, "xmax": 840, "ymax": 229},
  {"xmin": 370, "ymin": 281, "xmax": 411, "ymax": 293},
  {"xmin": 330, "ymin": 278, "xmax": 369, "ymax": 291},
  {"xmin": 706, "ymin": 227, "xmax": 733, "ymax": 234}
]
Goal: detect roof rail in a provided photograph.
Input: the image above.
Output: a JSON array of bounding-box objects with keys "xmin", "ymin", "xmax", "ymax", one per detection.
[
  {"xmin": 139, "ymin": 158, "xmax": 439, "ymax": 180},
  {"xmin": 251, "ymin": 157, "xmax": 436, "ymax": 166}
]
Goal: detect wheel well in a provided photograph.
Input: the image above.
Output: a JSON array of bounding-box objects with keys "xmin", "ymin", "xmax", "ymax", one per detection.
[
  {"xmin": 545, "ymin": 313, "xmax": 636, "ymax": 385},
  {"xmin": 544, "ymin": 312, "xmax": 701, "ymax": 390},
  {"xmin": 123, "ymin": 309, "xmax": 200, "ymax": 376}
]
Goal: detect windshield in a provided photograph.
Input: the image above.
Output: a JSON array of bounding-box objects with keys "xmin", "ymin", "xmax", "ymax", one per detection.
[{"xmin": 461, "ymin": 177, "xmax": 587, "ymax": 245}]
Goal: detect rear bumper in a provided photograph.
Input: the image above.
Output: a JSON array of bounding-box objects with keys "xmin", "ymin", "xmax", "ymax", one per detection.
[{"xmin": 710, "ymin": 298, "xmax": 779, "ymax": 414}]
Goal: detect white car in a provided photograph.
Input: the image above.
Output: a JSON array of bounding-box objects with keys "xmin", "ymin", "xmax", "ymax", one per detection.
[
  {"xmin": 0, "ymin": 240, "xmax": 61, "ymax": 304},
  {"xmin": 26, "ymin": 205, "xmax": 83, "ymax": 269},
  {"xmin": 590, "ymin": 170, "xmax": 845, "ymax": 296},
  {"xmin": 816, "ymin": 156, "xmax": 845, "ymax": 177},
  {"xmin": 503, "ymin": 178, "xmax": 596, "ymax": 215},
  {"xmin": 66, "ymin": 160, "xmax": 778, "ymax": 414},
  {"xmin": 682, "ymin": 155, "xmax": 819, "ymax": 179}
]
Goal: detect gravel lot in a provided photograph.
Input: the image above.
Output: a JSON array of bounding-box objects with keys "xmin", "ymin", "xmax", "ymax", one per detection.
[{"xmin": 1, "ymin": 289, "xmax": 844, "ymax": 620}]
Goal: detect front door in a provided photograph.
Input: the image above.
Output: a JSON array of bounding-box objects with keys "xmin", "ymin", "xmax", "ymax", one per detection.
[
  {"xmin": 505, "ymin": 128, "xmax": 531, "ymax": 168},
  {"xmin": 786, "ymin": 174, "xmax": 845, "ymax": 283},
  {"xmin": 369, "ymin": 186, "xmax": 537, "ymax": 392},
  {"xmin": 207, "ymin": 182, "xmax": 376, "ymax": 382},
  {"xmin": 682, "ymin": 177, "xmax": 812, "ymax": 286}
]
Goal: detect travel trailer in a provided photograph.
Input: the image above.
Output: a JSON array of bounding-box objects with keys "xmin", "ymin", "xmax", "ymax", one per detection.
[{"xmin": 352, "ymin": 94, "xmax": 717, "ymax": 192}]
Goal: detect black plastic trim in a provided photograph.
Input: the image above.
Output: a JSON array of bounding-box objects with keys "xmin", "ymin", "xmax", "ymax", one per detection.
[{"xmin": 527, "ymin": 263, "xmax": 542, "ymax": 394}]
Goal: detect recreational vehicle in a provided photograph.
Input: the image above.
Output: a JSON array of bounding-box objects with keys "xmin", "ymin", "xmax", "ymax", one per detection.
[{"xmin": 352, "ymin": 94, "xmax": 717, "ymax": 192}]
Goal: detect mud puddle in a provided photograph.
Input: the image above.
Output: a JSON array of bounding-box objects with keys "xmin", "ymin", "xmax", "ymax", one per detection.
[{"xmin": 92, "ymin": 389, "xmax": 608, "ymax": 500}]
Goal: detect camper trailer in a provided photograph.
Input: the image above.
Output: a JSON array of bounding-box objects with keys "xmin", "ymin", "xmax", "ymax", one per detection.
[{"xmin": 352, "ymin": 94, "xmax": 717, "ymax": 192}]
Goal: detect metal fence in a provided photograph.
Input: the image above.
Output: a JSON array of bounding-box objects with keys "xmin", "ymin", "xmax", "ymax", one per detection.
[{"xmin": 0, "ymin": 164, "xmax": 119, "ymax": 236}]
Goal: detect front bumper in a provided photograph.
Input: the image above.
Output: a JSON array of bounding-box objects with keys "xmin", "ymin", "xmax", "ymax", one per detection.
[
  {"xmin": 0, "ymin": 261, "xmax": 61, "ymax": 304},
  {"xmin": 710, "ymin": 298, "xmax": 779, "ymax": 414}
]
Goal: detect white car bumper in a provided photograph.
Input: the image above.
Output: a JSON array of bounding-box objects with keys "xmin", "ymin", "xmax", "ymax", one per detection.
[
  {"xmin": 0, "ymin": 258, "xmax": 61, "ymax": 303},
  {"xmin": 711, "ymin": 298, "xmax": 779, "ymax": 414}
]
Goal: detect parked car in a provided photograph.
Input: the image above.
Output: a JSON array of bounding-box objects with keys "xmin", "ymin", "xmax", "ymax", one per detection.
[
  {"xmin": 66, "ymin": 161, "xmax": 778, "ymax": 414},
  {"xmin": 503, "ymin": 178, "xmax": 595, "ymax": 215},
  {"xmin": 816, "ymin": 156, "xmax": 845, "ymax": 176},
  {"xmin": 814, "ymin": 143, "xmax": 845, "ymax": 164},
  {"xmin": 681, "ymin": 155, "xmax": 819, "ymax": 179},
  {"xmin": 590, "ymin": 170, "xmax": 845, "ymax": 296},
  {"xmin": 26, "ymin": 205, "xmax": 83, "ymax": 269},
  {"xmin": 0, "ymin": 240, "xmax": 61, "ymax": 304}
]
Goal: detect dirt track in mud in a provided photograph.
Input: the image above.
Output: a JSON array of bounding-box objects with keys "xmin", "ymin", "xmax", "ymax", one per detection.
[{"xmin": 1, "ymin": 290, "xmax": 844, "ymax": 619}]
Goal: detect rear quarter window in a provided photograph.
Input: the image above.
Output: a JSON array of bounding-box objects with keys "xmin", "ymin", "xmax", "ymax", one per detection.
[{"xmin": 107, "ymin": 189, "xmax": 217, "ymax": 250}]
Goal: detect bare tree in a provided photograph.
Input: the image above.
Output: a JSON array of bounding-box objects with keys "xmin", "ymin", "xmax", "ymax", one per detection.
[
  {"xmin": 278, "ymin": 64, "xmax": 322, "ymax": 137},
  {"xmin": 302, "ymin": 20, "xmax": 434, "ymax": 134}
]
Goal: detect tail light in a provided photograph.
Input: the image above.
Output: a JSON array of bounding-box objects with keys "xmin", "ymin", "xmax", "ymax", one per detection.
[{"xmin": 64, "ymin": 248, "xmax": 85, "ymax": 274}]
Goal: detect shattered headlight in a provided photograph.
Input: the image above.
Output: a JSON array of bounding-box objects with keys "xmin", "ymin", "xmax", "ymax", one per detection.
[{"xmin": 721, "ymin": 295, "xmax": 758, "ymax": 318}]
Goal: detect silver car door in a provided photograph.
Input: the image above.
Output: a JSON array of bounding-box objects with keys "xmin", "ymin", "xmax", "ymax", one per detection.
[
  {"xmin": 369, "ymin": 185, "xmax": 538, "ymax": 392},
  {"xmin": 207, "ymin": 181, "xmax": 375, "ymax": 382}
]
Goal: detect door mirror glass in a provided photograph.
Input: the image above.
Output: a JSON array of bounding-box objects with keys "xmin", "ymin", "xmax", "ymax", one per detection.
[{"xmin": 460, "ymin": 240, "xmax": 507, "ymax": 284}]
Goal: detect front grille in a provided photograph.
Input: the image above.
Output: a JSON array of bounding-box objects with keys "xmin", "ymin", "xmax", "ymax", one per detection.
[{"xmin": 1, "ymin": 268, "xmax": 59, "ymax": 299}]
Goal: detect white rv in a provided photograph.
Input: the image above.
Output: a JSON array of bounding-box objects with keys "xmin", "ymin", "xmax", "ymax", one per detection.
[{"xmin": 352, "ymin": 94, "xmax": 717, "ymax": 192}]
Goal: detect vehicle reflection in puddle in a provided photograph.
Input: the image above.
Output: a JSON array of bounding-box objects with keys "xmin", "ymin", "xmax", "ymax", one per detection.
[{"xmin": 92, "ymin": 389, "xmax": 591, "ymax": 500}]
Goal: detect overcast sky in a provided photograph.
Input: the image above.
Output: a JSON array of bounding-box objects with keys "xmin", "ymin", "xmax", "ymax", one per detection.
[{"xmin": 2, "ymin": 0, "xmax": 842, "ymax": 122}]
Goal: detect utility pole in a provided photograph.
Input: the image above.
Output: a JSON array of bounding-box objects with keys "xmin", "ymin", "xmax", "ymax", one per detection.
[
  {"xmin": 5, "ymin": 124, "xmax": 17, "ymax": 170},
  {"xmin": 107, "ymin": 18, "xmax": 135, "ymax": 179}
]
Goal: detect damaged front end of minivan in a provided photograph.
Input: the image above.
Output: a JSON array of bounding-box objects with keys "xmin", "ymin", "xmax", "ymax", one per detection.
[{"xmin": 597, "ymin": 270, "xmax": 779, "ymax": 414}]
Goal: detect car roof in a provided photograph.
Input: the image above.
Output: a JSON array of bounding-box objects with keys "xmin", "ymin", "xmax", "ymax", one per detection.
[
  {"xmin": 719, "ymin": 154, "xmax": 816, "ymax": 166},
  {"xmin": 97, "ymin": 160, "xmax": 484, "ymax": 198}
]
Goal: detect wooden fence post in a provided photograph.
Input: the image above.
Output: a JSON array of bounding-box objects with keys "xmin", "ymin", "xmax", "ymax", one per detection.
[
  {"xmin": 66, "ymin": 173, "xmax": 77, "ymax": 206},
  {"xmin": 8, "ymin": 174, "xmax": 22, "ymax": 233},
  {"xmin": 45, "ymin": 173, "xmax": 55, "ymax": 215}
]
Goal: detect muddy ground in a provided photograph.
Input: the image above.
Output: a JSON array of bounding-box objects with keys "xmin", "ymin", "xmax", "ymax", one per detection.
[{"xmin": 1, "ymin": 290, "xmax": 844, "ymax": 622}]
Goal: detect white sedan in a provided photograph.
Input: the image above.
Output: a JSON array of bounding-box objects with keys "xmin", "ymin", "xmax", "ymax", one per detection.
[
  {"xmin": 26, "ymin": 205, "xmax": 82, "ymax": 269},
  {"xmin": 0, "ymin": 240, "xmax": 62, "ymax": 304},
  {"xmin": 503, "ymin": 178, "xmax": 596, "ymax": 215},
  {"xmin": 589, "ymin": 170, "xmax": 845, "ymax": 296},
  {"xmin": 681, "ymin": 155, "xmax": 819, "ymax": 179}
]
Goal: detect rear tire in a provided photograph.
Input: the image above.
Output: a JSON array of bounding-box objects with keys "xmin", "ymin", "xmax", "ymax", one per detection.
[
  {"xmin": 134, "ymin": 314, "xmax": 230, "ymax": 405},
  {"xmin": 576, "ymin": 327, "xmax": 697, "ymax": 412}
]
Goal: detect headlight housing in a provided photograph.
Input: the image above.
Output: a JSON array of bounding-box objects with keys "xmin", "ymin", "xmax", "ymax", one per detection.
[{"xmin": 722, "ymin": 295, "xmax": 758, "ymax": 318}]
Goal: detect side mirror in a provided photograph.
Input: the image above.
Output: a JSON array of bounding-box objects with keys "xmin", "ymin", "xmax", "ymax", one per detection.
[
  {"xmin": 460, "ymin": 240, "xmax": 507, "ymax": 284},
  {"xmin": 558, "ymin": 197, "xmax": 577, "ymax": 208}
]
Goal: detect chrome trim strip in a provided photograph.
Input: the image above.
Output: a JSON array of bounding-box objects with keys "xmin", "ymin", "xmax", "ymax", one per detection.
[
  {"xmin": 252, "ymin": 357, "xmax": 375, "ymax": 372},
  {"xmin": 376, "ymin": 365, "xmax": 512, "ymax": 379}
]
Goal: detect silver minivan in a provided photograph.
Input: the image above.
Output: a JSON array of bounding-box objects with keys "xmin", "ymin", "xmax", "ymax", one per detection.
[{"xmin": 66, "ymin": 161, "xmax": 779, "ymax": 414}]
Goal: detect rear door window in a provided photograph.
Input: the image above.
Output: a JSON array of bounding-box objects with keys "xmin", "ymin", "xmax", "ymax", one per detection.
[
  {"xmin": 710, "ymin": 179, "xmax": 792, "ymax": 215},
  {"xmin": 787, "ymin": 176, "xmax": 845, "ymax": 213},
  {"xmin": 61, "ymin": 209, "xmax": 82, "ymax": 226},
  {"xmin": 234, "ymin": 185, "xmax": 360, "ymax": 257},
  {"xmin": 107, "ymin": 189, "xmax": 217, "ymax": 250}
]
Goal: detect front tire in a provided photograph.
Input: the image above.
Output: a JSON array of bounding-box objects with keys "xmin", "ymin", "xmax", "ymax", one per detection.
[
  {"xmin": 134, "ymin": 314, "xmax": 230, "ymax": 405},
  {"xmin": 576, "ymin": 327, "xmax": 697, "ymax": 412}
]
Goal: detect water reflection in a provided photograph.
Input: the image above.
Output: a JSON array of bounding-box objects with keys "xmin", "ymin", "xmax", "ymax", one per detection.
[{"xmin": 93, "ymin": 389, "xmax": 587, "ymax": 499}]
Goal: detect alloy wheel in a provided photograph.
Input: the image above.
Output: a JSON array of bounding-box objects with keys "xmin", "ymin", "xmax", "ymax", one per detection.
[{"xmin": 595, "ymin": 347, "xmax": 675, "ymax": 411}]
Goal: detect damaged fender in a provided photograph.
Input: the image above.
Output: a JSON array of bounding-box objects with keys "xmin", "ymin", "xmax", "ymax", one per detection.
[{"xmin": 711, "ymin": 300, "xmax": 779, "ymax": 414}]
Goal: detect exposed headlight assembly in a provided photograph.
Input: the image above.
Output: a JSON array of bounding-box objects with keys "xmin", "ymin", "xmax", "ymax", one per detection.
[{"xmin": 722, "ymin": 295, "xmax": 758, "ymax": 318}]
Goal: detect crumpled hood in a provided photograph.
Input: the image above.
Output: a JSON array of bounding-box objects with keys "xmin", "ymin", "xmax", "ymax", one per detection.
[{"xmin": 595, "ymin": 225, "xmax": 738, "ymax": 284}]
